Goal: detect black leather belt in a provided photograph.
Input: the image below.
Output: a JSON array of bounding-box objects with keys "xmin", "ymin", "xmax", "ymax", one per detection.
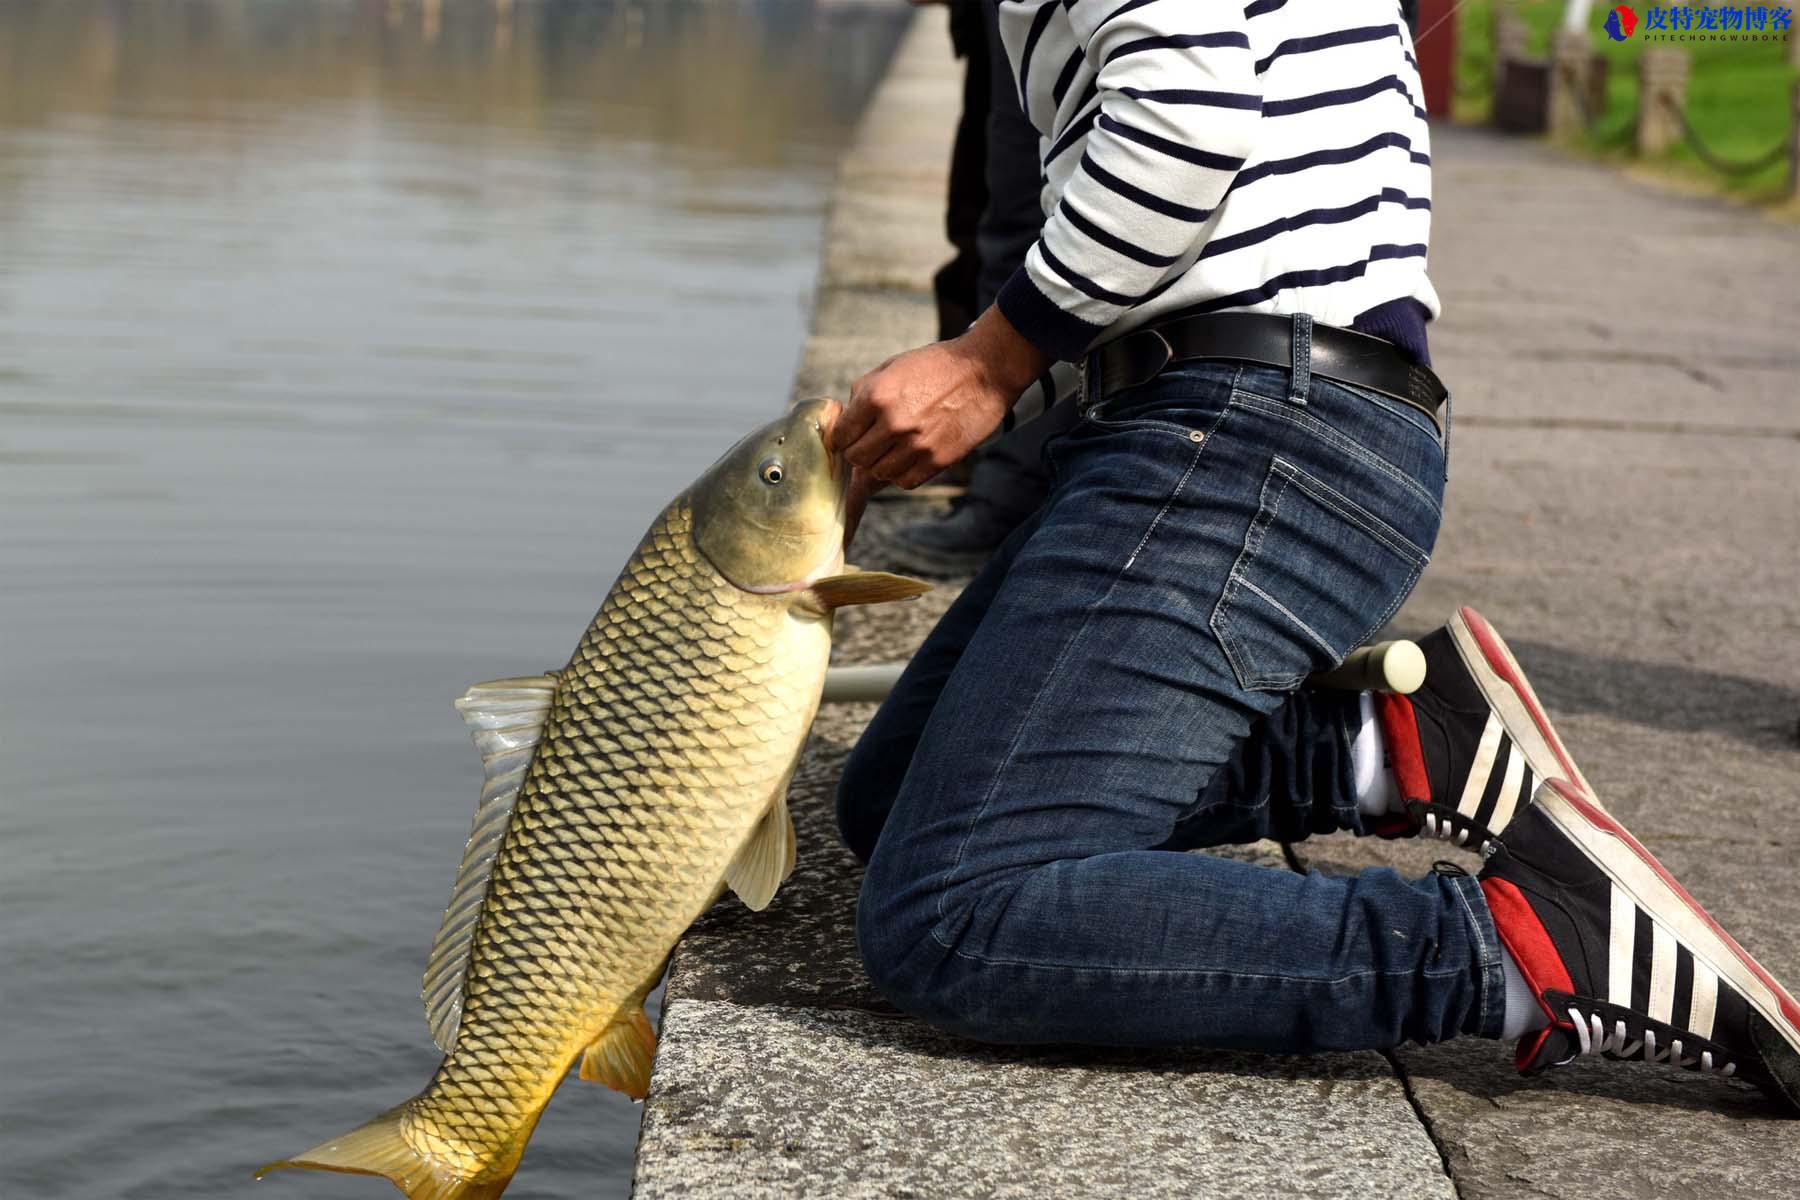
[{"xmin": 1081, "ymin": 311, "xmax": 1447, "ymax": 429}]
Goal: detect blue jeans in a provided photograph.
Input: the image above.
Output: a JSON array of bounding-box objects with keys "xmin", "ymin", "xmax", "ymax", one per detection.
[{"xmin": 837, "ymin": 340, "xmax": 1506, "ymax": 1052}]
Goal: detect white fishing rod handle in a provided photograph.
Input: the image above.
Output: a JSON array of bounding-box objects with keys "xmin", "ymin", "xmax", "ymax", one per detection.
[
  {"xmin": 820, "ymin": 664, "xmax": 907, "ymax": 704},
  {"xmin": 1306, "ymin": 639, "xmax": 1425, "ymax": 694},
  {"xmin": 821, "ymin": 639, "xmax": 1424, "ymax": 705}
]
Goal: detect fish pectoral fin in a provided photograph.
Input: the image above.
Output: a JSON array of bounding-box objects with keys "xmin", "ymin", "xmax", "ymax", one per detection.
[
  {"xmin": 799, "ymin": 570, "xmax": 932, "ymax": 613},
  {"xmin": 723, "ymin": 792, "xmax": 796, "ymax": 912},
  {"xmin": 579, "ymin": 1007, "xmax": 658, "ymax": 1100}
]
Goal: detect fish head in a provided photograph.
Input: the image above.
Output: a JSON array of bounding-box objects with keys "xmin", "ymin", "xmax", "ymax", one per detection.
[{"xmin": 689, "ymin": 397, "xmax": 848, "ymax": 593}]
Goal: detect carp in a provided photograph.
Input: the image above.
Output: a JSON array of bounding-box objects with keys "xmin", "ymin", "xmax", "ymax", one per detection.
[{"xmin": 258, "ymin": 397, "xmax": 927, "ymax": 1198}]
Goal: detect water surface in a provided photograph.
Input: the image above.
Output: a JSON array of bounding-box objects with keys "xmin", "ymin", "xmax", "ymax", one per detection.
[{"xmin": 0, "ymin": 3, "xmax": 902, "ymax": 1195}]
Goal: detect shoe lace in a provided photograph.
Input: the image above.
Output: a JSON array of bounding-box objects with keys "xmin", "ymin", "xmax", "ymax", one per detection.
[
  {"xmin": 1414, "ymin": 805, "xmax": 1502, "ymax": 859},
  {"xmin": 1564, "ymin": 1005, "xmax": 1737, "ymax": 1076}
]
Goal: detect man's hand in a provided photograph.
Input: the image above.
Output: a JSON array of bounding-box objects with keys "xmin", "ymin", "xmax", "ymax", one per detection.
[
  {"xmin": 831, "ymin": 305, "xmax": 1050, "ymax": 491},
  {"xmin": 841, "ymin": 467, "xmax": 884, "ymax": 547}
]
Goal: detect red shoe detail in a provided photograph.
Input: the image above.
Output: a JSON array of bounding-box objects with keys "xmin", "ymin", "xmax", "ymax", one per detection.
[
  {"xmin": 1373, "ymin": 691, "xmax": 1430, "ymax": 805},
  {"xmin": 1513, "ymin": 1024, "xmax": 1559, "ymax": 1072},
  {"xmin": 1481, "ymin": 876, "xmax": 1575, "ymax": 997},
  {"xmin": 1480, "ymin": 874, "xmax": 1576, "ymax": 1069},
  {"xmin": 1368, "ymin": 812, "xmax": 1417, "ymax": 839},
  {"xmin": 1543, "ymin": 779, "xmax": 1800, "ymax": 1032}
]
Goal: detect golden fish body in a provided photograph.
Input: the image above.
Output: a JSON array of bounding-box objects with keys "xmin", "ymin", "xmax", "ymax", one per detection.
[
  {"xmin": 406, "ymin": 498, "xmax": 829, "ymax": 1183},
  {"xmin": 259, "ymin": 399, "xmax": 927, "ymax": 1200}
]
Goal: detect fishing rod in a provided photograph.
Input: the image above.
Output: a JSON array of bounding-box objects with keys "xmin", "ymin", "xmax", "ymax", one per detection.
[{"xmin": 822, "ymin": 638, "xmax": 1426, "ymax": 703}]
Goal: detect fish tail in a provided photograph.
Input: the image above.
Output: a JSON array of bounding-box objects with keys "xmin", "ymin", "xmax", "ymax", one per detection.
[{"xmin": 255, "ymin": 1103, "xmax": 514, "ymax": 1200}]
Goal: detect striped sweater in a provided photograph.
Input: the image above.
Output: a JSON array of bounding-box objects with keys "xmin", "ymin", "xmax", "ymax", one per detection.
[{"xmin": 992, "ymin": 0, "xmax": 1439, "ymax": 365}]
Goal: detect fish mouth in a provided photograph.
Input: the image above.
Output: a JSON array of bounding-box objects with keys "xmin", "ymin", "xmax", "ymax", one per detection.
[
  {"xmin": 808, "ymin": 399, "xmax": 854, "ymax": 526},
  {"xmin": 811, "ymin": 398, "xmax": 844, "ymax": 483},
  {"xmin": 815, "ymin": 397, "xmax": 840, "ymax": 445}
]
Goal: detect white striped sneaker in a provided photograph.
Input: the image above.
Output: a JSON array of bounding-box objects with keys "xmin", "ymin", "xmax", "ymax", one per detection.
[
  {"xmin": 1479, "ymin": 778, "xmax": 1800, "ymax": 1110},
  {"xmin": 1370, "ymin": 607, "xmax": 1594, "ymax": 855}
]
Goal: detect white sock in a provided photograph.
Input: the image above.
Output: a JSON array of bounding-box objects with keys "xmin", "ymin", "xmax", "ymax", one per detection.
[
  {"xmin": 1500, "ymin": 947, "xmax": 1551, "ymax": 1040},
  {"xmin": 1351, "ymin": 691, "xmax": 1404, "ymax": 817}
]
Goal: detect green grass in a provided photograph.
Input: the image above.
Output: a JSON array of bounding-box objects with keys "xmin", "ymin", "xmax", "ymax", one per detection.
[{"xmin": 1451, "ymin": 1, "xmax": 1798, "ymax": 200}]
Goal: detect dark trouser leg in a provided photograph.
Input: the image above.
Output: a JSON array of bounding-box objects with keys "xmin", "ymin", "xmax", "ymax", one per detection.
[
  {"xmin": 930, "ymin": 0, "xmax": 989, "ymax": 342},
  {"xmin": 839, "ymin": 505, "xmax": 1043, "ymax": 865},
  {"xmin": 962, "ymin": 0, "xmax": 1063, "ymax": 519},
  {"xmin": 844, "ymin": 358, "xmax": 1504, "ymax": 1052},
  {"xmin": 964, "ymin": 397, "xmax": 1081, "ymax": 525},
  {"xmin": 973, "ymin": 0, "xmax": 1044, "ymax": 314},
  {"xmin": 838, "ymin": 518, "xmax": 1371, "ymax": 865}
]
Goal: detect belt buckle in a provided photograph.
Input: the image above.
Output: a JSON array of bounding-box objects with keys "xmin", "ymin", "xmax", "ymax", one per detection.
[{"xmin": 1076, "ymin": 354, "xmax": 1099, "ymax": 417}]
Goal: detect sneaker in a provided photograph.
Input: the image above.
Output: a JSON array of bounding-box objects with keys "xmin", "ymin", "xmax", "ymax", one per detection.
[
  {"xmin": 884, "ymin": 497, "xmax": 1026, "ymax": 577},
  {"xmin": 1371, "ymin": 607, "xmax": 1596, "ymax": 854},
  {"xmin": 1480, "ymin": 778, "xmax": 1800, "ymax": 1109}
]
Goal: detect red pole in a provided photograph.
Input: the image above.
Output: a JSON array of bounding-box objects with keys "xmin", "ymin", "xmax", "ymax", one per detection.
[{"xmin": 1414, "ymin": 0, "xmax": 1458, "ymax": 117}]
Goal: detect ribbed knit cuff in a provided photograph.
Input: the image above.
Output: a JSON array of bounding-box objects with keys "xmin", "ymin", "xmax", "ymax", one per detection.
[
  {"xmin": 995, "ymin": 263, "xmax": 1108, "ymax": 365},
  {"xmin": 1350, "ymin": 297, "xmax": 1432, "ymax": 365}
]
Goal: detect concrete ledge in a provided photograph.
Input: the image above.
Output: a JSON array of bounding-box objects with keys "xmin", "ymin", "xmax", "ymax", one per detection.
[{"xmin": 636, "ymin": 1000, "xmax": 1453, "ymax": 1200}]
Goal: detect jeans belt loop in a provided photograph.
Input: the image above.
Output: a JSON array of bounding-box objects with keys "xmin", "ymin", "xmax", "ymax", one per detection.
[
  {"xmin": 1288, "ymin": 312, "xmax": 1313, "ymax": 405},
  {"xmin": 1078, "ymin": 351, "xmax": 1101, "ymax": 417}
]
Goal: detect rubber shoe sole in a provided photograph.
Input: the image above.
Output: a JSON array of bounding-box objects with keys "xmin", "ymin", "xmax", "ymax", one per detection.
[
  {"xmin": 1449, "ymin": 607, "xmax": 1598, "ymax": 807},
  {"xmin": 1535, "ymin": 778, "xmax": 1800, "ymax": 1095}
]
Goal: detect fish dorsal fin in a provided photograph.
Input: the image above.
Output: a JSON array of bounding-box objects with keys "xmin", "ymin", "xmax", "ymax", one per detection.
[
  {"xmin": 801, "ymin": 570, "xmax": 931, "ymax": 614},
  {"xmin": 421, "ymin": 673, "xmax": 559, "ymax": 1053},
  {"xmin": 723, "ymin": 792, "xmax": 796, "ymax": 912}
]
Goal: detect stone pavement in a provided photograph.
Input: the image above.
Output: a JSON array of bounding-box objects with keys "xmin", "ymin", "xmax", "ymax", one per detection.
[{"xmin": 633, "ymin": 11, "xmax": 1800, "ymax": 1197}]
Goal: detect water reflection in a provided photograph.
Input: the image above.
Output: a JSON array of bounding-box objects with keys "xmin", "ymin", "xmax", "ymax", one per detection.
[
  {"xmin": 0, "ymin": 1, "xmax": 892, "ymax": 156},
  {"xmin": 0, "ymin": 3, "xmax": 903, "ymax": 1197}
]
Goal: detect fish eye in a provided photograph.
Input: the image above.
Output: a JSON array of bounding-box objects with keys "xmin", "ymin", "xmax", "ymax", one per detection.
[{"xmin": 758, "ymin": 458, "xmax": 785, "ymax": 486}]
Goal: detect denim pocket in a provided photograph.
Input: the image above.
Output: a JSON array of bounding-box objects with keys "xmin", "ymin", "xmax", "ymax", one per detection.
[
  {"xmin": 1209, "ymin": 456, "xmax": 1430, "ymax": 692},
  {"xmin": 1084, "ymin": 399, "xmax": 1210, "ymax": 439},
  {"xmin": 1227, "ymin": 388, "xmax": 1444, "ymax": 517},
  {"xmin": 1083, "ymin": 370, "xmax": 1233, "ymax": 440}
]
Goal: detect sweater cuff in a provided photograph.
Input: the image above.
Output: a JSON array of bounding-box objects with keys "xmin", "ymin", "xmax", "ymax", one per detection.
[{"xmin": 996, "ymin": 264, "xmax": 1109, "ymax": 364}]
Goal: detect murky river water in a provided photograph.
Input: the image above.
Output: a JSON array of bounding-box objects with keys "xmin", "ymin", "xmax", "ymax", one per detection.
[{"xmin": 0, "ymin": 2, "xmax": 903, "ymax": 1195}]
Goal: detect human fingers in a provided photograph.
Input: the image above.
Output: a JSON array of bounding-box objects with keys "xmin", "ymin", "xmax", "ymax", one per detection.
[
  {"xmin": 894, "ymin": 455, "xmax": 946, "ymax": 490},
  {"xmin": 866, "ymin": 441, "xmax": 923, "ymax": 487},
  {"xmin": 843, "ymin": 467, "xmax": 884, "ymax": 545},
  {"xmin": 831, "ymin": 384, "xmax": 878, "ymax": 456},
  {"xmin": 835, "ymin": 353, "xmax": 906, "ymax": 457}
]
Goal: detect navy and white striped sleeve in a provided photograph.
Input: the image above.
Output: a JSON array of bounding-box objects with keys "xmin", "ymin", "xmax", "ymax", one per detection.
[{"xmin": 996, "ymin": 0, "xmax": 1262, "ymax": 362}]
